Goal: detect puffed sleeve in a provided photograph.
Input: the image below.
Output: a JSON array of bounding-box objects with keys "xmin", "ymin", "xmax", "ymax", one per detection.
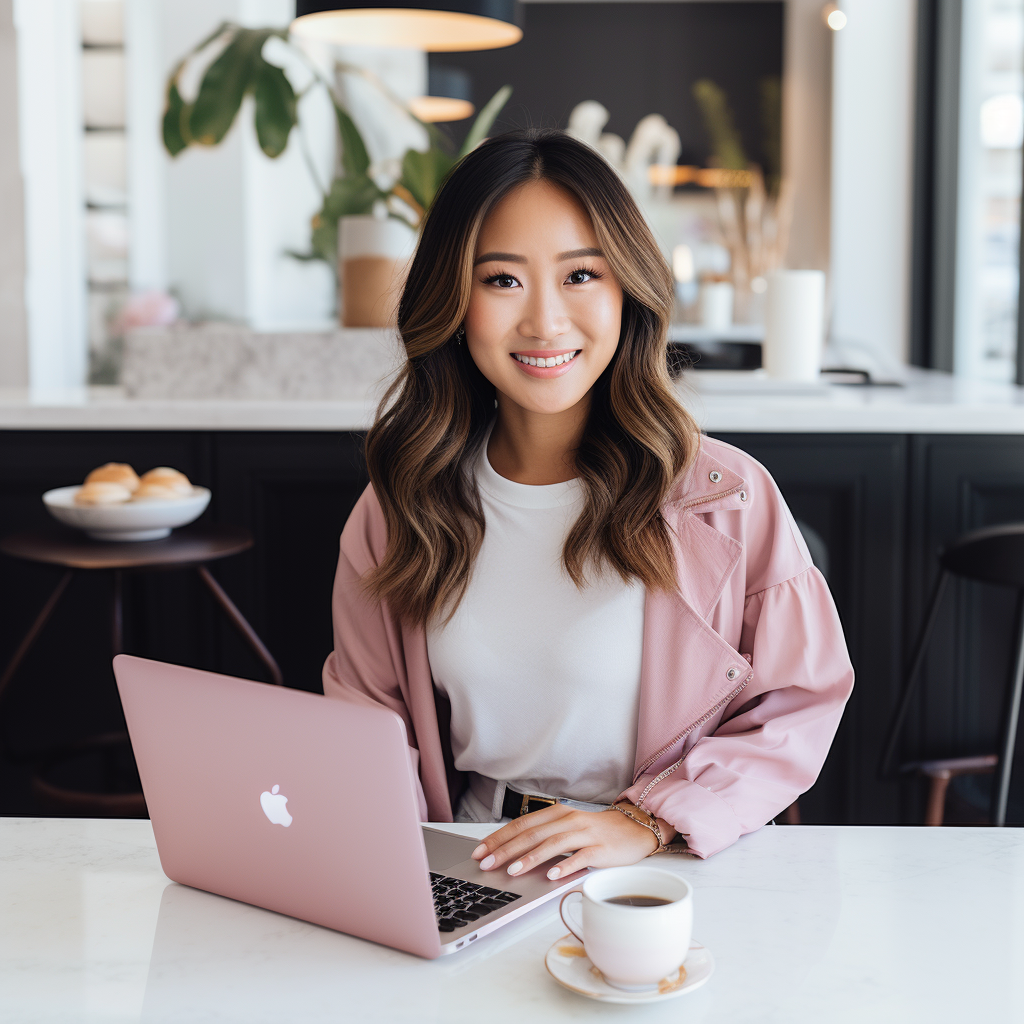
[{"xmin": 622, "ymin": 565, "xmax": 854, "ymax": 858}]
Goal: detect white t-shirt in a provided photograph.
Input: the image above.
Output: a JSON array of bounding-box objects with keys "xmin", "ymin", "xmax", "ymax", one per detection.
[{"xmin": 425, "ymin": 440, "xmax": 646, "ymax": 806}]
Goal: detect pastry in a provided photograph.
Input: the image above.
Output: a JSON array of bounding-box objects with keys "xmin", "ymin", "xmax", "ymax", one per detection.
[
  {"xmin": 132, "ymin": 481, "xmax": 183, "ymax": 502},
  {"xmin": 75, "ymin": 481, "xmax": 132, "ymax": 505},
  {"xmin": 84, "ymin": 462, "xmax": 140, "ymax": 493},
  {"xmin": 139, "ymin": 467, "xmax": 192, "ymax": 496}
]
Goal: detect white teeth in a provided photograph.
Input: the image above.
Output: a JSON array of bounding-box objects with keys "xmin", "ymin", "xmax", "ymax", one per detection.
[{"xmin": 512, "ymin": 350, "xmax": 579, "ymax": 367}]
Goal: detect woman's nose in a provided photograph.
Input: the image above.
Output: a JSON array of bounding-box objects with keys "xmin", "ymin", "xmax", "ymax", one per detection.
[{"xmin": 518, "ymin": 282, "xmax": 571, "ymax": 341}]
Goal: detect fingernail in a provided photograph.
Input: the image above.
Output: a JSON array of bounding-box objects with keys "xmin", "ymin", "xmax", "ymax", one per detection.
[
  {"xmin": 471, "ymin": 844, "xmax": 487, "ymax": 858},
  {"xmin": 507, "ymin": 861, "xmax": 523, "ymax": 876},
  {"xmin": 547, "ymin": 866, "xmax": 561, "ymax": 880},
  {"xmin": 480, "ymin": 854, "xmax": 495, "ymax": 870}
]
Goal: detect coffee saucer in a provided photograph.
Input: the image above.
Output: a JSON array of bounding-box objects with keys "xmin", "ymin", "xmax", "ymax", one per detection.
[{"xmin": 544, "ymin": 933, "xmax": 715, "ymax": 1004}]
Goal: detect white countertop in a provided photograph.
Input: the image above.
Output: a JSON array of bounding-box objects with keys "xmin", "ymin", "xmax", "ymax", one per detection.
[
  {"xmin": 6, "ymin": 368, "xmax": 1024, "ymax": 433},
  {"xmin": 2, "ymin": 817, "xmax": 1021, "ymax": 1023}
]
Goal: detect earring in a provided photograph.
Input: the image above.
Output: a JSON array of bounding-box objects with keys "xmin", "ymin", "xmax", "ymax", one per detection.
[{"xmin": 455, "ymin": 325, "xmax": 465, "ymax": 345}]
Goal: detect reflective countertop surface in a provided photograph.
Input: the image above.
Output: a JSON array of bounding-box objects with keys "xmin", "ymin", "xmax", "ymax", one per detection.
[{"xmin": 2, "ymin": 818, "xmax": 1022, "ymax": 1023}]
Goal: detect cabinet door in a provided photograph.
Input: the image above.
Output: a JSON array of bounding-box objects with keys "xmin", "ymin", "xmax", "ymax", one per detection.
[
  {"xmin": 908, "ymin": 436, "xmax": 1024, "ymax": 822},
  {"xmin": 211, "ymin": 432, "xmax": 369, "ymax": 693},
  {"xmin": 711, "ymin": 434, "xmax": 907, "ymax": 824}
]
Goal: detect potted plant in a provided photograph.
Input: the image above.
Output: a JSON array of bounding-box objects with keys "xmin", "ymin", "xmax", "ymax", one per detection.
[{"xmin": 163, "ymin": 22, "xmax": 510, "ymax": 325}]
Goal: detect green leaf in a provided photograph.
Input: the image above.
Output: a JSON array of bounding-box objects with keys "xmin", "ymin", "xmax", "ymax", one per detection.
[
  {"xmin": 188, "ymin": 28, "xmax": 274, "ymax": 146},
  {"xmin": 459, "ymin": 85, "xmax": 512, "ymax": 157},
  {"xmin": 309, "ymin": 174, "xmax": 385, "ymax": 263},
  {"xmin": 253, "ymin": 59, "xmax": 297, "ymax": 158},
  {"xmin": 692, "ymin": 79, "xmax": 748, "ymax": 171},
  {"xmin": 333, "ymin": 104, "xmax": 371, "ymax": 178},
  {"xmin": 162, "ymin": 80, "xmax": 190, "ymax": 156},
  {"xmin": 400, "ymin": 148, "xmax": 456, "ymax": 212}
]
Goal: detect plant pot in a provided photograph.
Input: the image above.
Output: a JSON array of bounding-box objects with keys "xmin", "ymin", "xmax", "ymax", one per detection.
[{"xmin": 338, "ymin": 215, "xmax": 417, "ymax": 328}]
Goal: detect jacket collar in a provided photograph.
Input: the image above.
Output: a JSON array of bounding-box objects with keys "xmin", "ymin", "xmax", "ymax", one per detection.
[{"xmin": 656, "ymin": 439, "xmax": 747, "ymax": 620}]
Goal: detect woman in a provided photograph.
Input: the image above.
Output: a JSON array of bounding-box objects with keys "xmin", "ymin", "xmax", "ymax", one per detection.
[{"xmin": 323, "ymin": 128, "xmax": 853, "ymax": 875}]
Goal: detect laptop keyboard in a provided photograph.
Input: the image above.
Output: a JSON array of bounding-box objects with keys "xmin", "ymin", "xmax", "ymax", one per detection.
[{"xmin": 430, "ymin": 872, "xmax": 520, "ymax": 932}]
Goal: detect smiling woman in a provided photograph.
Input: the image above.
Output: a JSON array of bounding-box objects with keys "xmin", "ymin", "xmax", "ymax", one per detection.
[{"xmin": 322, "ymin": 129, "xmax": 854, "ymax": 872}]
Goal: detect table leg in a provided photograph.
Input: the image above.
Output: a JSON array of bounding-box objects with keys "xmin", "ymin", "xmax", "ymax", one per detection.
[
  {"xmin": 0, "ymin": 570, "xmax": 74, "ymax": 704},
  {"xmin": 197, "ymin": 565, "xmax": 284, "ymax": 686},
  {"xmin": 112, "ymin": 569, "xmax": 123, "ymax": 656}
]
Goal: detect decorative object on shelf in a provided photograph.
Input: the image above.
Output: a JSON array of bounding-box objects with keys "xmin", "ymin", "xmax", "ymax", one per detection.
[
  {"xmin": 338, "ymin": 213, "xmax": 417, "ymax": 327},
  {"xmin": 691, "ymin": 78, "xmax": 792, "ymax": 302},
  {"xmin": 699, "ymin": 280, "xmax": 734, "ymax": 332},
  {"xmin": 162, "ymin": 22, "xmax": 511, "ymax": 271},
  {"xmin": 762, "ymin": 270, "xmax": 826, "ymax": 381}
]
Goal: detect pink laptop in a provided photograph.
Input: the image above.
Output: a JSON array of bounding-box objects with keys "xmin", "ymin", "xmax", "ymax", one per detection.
[{"xmin": 113, "ymin": 654, "xmax": 584, "ymax": 959}]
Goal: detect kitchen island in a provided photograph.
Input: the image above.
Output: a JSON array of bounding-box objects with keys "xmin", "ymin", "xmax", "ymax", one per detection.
[{"xmin": 2, "ymin": 369, "xmax": 1024, "ymax": 824}]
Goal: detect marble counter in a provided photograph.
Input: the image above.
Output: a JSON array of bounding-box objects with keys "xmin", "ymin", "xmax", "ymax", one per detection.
[
  {"xmin": 6, "ymin": 368, "xmax": 1024, "ymax": 433},
  {"xmin": 2, "ymin": 818, "xmax": 1021, "ymax": 1023}
]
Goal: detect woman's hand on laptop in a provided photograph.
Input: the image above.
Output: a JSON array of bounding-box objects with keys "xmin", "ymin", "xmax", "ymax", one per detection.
[{"xmin": 470, "ymin": 804, "xmax": 677, "ymax": 879}]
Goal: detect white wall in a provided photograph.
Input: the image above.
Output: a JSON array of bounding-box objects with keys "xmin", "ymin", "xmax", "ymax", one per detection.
[
  {"xmin": 830, "ymin": 0, "xmax": 918, "ymax": 364},
  {"xmin": 0, "ymin": 0, "xmax": 29, "ymax": 387},
  {"xmin": 146, "ymin": 0, "xmax": 335, "ymax": 330},
  {"xmin": 13, "ymin": 0, "xmax": 87, "ymax": 393}
]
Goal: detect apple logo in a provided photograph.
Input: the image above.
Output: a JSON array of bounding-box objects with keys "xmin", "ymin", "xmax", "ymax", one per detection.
[{"xmin": 260, "ymin": 784, "xmax": 293, "ymax": 827}]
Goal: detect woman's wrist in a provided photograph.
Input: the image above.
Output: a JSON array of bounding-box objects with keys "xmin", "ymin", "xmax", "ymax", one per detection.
[{"xmin": 610, "ymin": 800, "xmax": 668, "ymax": 854}]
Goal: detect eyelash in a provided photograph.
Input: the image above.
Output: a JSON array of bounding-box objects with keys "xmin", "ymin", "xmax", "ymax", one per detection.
[{"xmin": 481, "ymin": 265, "xmax": 604, "ymax": 287}]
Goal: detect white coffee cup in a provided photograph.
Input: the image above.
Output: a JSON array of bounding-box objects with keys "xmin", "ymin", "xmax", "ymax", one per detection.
[{"xmin": 559, "ymin": 865, "xmax": 693, "ymax": 992}]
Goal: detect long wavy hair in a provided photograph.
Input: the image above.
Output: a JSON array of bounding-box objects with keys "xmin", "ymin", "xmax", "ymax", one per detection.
[{"xmin": 364, "ymin": 128, "xmax": 701, "ymax": 625}]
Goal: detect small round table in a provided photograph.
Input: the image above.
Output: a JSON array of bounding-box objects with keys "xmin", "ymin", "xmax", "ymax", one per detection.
[{"xmin": 0, "ymin": 525, "xmax": 283, "ymax": 816}]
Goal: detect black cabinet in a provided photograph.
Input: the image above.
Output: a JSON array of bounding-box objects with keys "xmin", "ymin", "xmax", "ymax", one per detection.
[
  {"xmin": 1, "ymin": 428, "xmax": 1022, "ymax": 822},
  {"xmin": 712, "ymin": 434, "xmax": 908, "ymax": 825}
]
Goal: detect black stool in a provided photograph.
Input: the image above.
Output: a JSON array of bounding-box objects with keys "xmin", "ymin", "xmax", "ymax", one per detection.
[
  {"xmin": 879, "ymin": 523, "xmax": 1024, "ymax": 826},
  {"xmin": 0, "ymin": 525, "xmax": 283, "ymax": 816}
]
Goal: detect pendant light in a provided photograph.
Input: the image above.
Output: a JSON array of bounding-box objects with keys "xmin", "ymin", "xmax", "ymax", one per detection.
[{"xmin": 291, "ymin": 2, "xmax": 523, "ymax": 52}]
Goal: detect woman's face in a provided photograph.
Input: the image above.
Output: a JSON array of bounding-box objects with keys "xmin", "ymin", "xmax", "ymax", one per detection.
[{"xmin": 464, "ymin": 179, "xmax": 624, "ymax": 418}]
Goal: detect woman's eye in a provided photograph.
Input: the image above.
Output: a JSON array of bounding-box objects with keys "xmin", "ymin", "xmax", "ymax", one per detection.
[
  {"xmin": 488, "ymin": 273, "xmax": 518, "ymax": 288},
  {"xmin": 567, "ymin": 269, "xmax": 594, "ymax": 285}
]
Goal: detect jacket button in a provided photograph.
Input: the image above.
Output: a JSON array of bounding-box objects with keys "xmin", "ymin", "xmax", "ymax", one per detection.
[
  {"xmin": 709, "ymin": 471, "xmax": 722, "ymax": 483},
  {"xmin": 739, "ymin": 490, "xmax": 748, "ymax": 501},
  {"xmin": 727, "ymin": 667, "xmax": 739, "ymax": 680}
]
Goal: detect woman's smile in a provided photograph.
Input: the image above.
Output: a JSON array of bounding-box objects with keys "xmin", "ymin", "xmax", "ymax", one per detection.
[{"xmin": 511, "ymin": 348, "xmax": 580, "ymax": 376}]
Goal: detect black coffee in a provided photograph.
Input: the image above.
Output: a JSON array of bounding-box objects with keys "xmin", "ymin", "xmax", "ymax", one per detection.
[{"xmin": 604, "ymin": 895, "xmax": 672, "ymax": 907}]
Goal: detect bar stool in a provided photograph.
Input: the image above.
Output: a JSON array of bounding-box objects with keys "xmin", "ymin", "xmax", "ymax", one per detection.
[
  {"xmin": 879, "ymin": 523, "xmax": 1024, "ymax": 826},
  {"xmin": 0, "ymin": 525, "xmax": 282, "ymax": 816}
]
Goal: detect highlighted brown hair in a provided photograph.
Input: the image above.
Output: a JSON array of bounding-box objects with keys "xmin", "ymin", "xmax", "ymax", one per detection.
[{"xmin": 364, "ymin": 128, "xmax": 701, "ymax": 624}]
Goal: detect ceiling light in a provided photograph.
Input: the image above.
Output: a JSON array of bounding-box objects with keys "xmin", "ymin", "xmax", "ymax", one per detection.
[
  {"xmin": 291, "ymin": 3, "xmax": 523, "ymax": 52},
  {"xmin": 822, "ymin": 3, "xmax": 847, "ymax": 31},
  {"xmin": 408, "ymin": 95, "xmax": 475, "ymax": 121}
]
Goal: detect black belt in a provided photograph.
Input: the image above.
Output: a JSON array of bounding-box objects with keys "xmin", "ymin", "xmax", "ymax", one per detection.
[{"xmin": 502, "ymin": 787, "xmax": 558, "ymax": 819}]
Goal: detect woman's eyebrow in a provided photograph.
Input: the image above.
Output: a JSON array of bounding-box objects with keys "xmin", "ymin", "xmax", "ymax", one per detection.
[
  {"xmin": 473, "ymin": 247, "xmax": 604, "ymax": 266},
  {"xmin": 557, "ymin": 247, "xmax": 604, "ymax": 261},
  {"xmin": 474, "ymin": 251, "xmax": 526, "ymax": 266}
]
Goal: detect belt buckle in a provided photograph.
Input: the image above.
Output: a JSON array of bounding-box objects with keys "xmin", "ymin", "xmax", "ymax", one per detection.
[{"xmin": 521, "ymin": 793, "xmax": 556, "ymax": 816}]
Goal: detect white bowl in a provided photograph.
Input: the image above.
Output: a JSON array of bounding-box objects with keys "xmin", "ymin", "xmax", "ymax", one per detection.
[{"xmin": 43, "ymin": 485, "xmax": 212, "ymax": 542}]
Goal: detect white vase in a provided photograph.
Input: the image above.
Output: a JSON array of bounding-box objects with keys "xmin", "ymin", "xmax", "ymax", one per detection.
[{"xmin": 338, "ymin": 215, "xmax": 417, "ymax": 328}]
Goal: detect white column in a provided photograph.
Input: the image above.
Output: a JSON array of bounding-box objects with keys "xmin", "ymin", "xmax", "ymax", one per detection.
[
  {"xmin": 13, "ymin": 0, "xmax": 87, "ymax": 393},
  {"xmin": 830, "ymin": 0, "xmax": 918, "ymax": 365},
  {"xmin": 782, "ymin": 0, "xmax": 833, "ymax": 274},
  {"xmin": 0, "ymin": 0, "xmax": 29, "ymax": 387}
]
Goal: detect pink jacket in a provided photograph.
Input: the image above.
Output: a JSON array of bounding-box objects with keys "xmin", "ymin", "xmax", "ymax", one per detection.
[{"xmin": 323, "ymin": 436, "xmax": 854, "ymax": 858}]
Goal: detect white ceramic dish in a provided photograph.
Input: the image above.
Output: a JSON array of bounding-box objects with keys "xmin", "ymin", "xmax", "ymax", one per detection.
[
  {"xmin": 544, "ymin": 933, "xmax": 714, "ymax": 1004},
  {"xmin": 43, "ymin": 485, "xmax": 211, "ymax": 542}
]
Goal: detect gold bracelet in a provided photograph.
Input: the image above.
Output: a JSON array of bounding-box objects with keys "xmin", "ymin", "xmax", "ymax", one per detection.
[{"xmin": 611, "ymin": 800, "xmax": 669, "ymax": 855}]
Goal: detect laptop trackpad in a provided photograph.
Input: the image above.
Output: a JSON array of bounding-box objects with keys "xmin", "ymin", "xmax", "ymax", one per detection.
[{"xmin": 422, "ymin": 826, "xmax": 481, "ymax": 872}]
